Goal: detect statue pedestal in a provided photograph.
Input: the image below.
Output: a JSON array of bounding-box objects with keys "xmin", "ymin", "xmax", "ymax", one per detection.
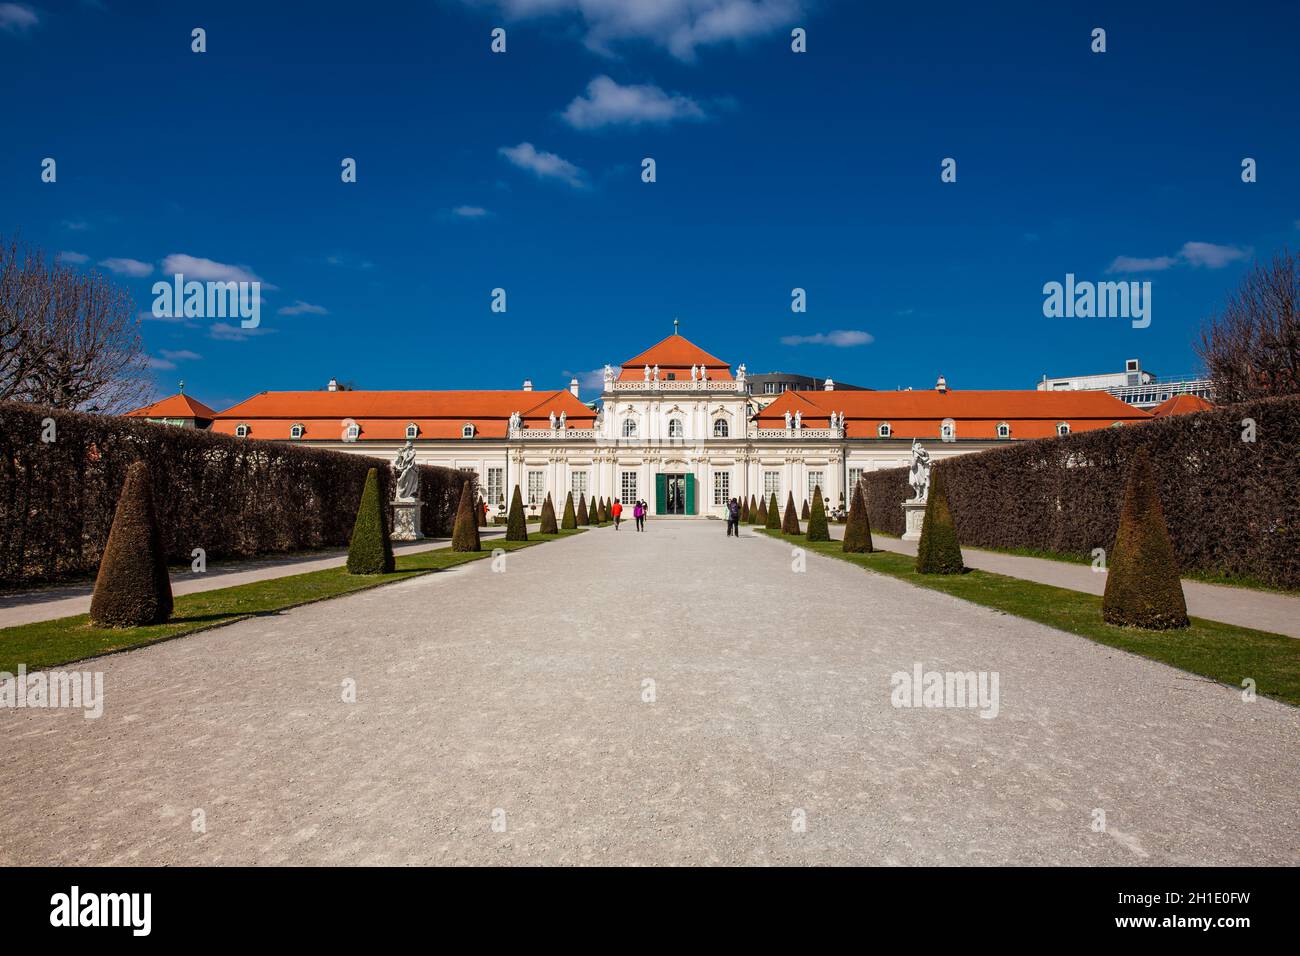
[
  {"xmin": 391, "ymin": 500, "xmax": 424, "ymax": 541},
  {"xmin": 901, "ymin": 500, "xmax": 927, "ymax": 541}
]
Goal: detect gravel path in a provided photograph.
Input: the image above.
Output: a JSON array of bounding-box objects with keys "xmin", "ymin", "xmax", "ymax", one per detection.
[{"xmin": 2, "ymin": 521, "xmax": 1296, "ymax": 866}]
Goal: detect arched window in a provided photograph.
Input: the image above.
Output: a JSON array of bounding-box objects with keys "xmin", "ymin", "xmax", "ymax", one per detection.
[
  {"xmin": 1056, "ymin": 422, "xmax": 1071, "ymax": 437},
  {"xmin": 668, "ymin": 418, "xmax": 684, "ymax": 438},
  {"xmin": 460, "ymin": 423, "xmax": 474, "ymax": 439},
  {"xmin": 622, "ymin": 418, "xmax": 637, "ymax": 438},
  {"xmin": 344, "ymin": 422, "xmax": 360, "ymax": 442},
  {"xmin": 290, "ymin": 423, "xmax": 304, "ymax": 440},
  {"xmin": 407, "ymin": 423, "xmax": 420, "ymax": 440},
  {"xmin": 940, "ymin": 419, "xmax": 956, "ymax": 441},
  {"xmin": 235, "ymin": 423, "xmax": 250, "ymax": 438},
  {"xmin": 713, "ymin": 418, "xmax": 729, "ymax": 438},
  {"xmin": 878, "ymin": 422, "xmax": 891, "ymax": 438},
  {"xmin": 996, "ymin": 422, "xmax": 1010, "ymax": 439}
]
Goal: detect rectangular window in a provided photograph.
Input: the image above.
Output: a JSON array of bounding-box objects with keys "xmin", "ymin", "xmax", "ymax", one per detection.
[
  {"xmin": 807, "ymin": 470, "xmax": 825, "ymax": 496},
  {"xmin": 763, "ymin": 470, "xmax": 781, "ymax": 498},
  {"xmin": 848, "ymin": 467, "xmax": 863, "ymax": 494},
  {"xmin": 620, "ymin": 471, "xmax": 638, "ymax": 504},
  {"xmin": 486, "ymin": 467, "xmax": 504, "ymax": 506},
  {"xmin": 571, "ymin": 470, "xmax": 588, "ymax": 498},
  {"xmin": 527, "ymin": 470, "xmax": 545, "ymax": 505},
  {"xmin": 713, "ymin": 470, "xmax": 730, "ymax": 506}
]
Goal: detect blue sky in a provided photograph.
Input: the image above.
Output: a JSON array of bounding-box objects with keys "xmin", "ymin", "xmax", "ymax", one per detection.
[{"xmin": 4, "ymin": 0, "xmax": 1298, "ymax": 410}]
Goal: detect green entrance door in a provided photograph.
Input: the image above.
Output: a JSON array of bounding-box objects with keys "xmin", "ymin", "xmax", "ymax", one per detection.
[{"xmin": 656, "ymin": 473, "xmax": 695, "ymax": 515}]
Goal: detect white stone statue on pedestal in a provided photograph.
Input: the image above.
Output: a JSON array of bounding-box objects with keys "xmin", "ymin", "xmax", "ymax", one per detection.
[
  {"xmin": 508, "ymin": 410, "xmax": 522, "ymax": 433},
  {"xmin": 549, "ymin": 411, "xmax": 557, "ymax": 430},
  {"xmin": 908, "ymin": 439, "xmax": 932, "ymax": 502},
  {"xmin": 604, "ymin": 364, "xmax": 615, "ymax": 387},
  {"xmin": 393, "ymin": 440, "xmax": 419, "ymax": 501},
  {"xmin": 643, "ymin": 364, "xmax": 652, "ymax": 382},
  {"xmin": 784, "ymin": 410, "xmax": 792, "ymax": 430},
  {"xmin": 559, "ymin": 411, "xmax": 566, "ymax": 430},
  {"xmin": 689, "ymin": 364, "xmax": 698, "ymax": 381},
  {"xmin": 652, "ymin": 364, "xmax": 660, "ymax": 380},
  {"xmin": 794, "ymin": 410, "xmax": 802, "ymax": 431}
]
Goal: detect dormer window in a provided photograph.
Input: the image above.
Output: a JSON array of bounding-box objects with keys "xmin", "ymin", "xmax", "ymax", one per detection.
[
  {"xmin": 878, "ymin": 422, "xmax": 891, "ymax": 438},
  {"xmin": 290, "ymin": 423, "xmax": 305, "ymax": 440},
  {"xmin": 1056, "ymin": 422, "xmax": 1071, "ymax": 437},
  {"xmin": 407, "ymin": 423, "xmax": 420, "ymax": 440},
  {"xmin": 344, "ymin": 422, "xmax": 360, "ymax": 442},
  {"xmin": 461, "ymin": 423, "xmax": 474, "ymax": 439},
  {"xmin": 940, "ymin": 419, "xmax": 956, "ymax": 442},
  {"xmin": 235, "ymin": 423, "xmax": 250, "ymax": 438},
  {"xmin": 996, "ymin": 422, "xmax": 1010, "ymax": 439}
]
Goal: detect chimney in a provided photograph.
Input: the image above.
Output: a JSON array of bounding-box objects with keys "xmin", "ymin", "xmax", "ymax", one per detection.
[
  {"xmin": 327, "ymin": 378, "xmax": 339, "ymax": 392},
  {"xmin": 823, "ymin": 378, "xmax": 835, "ymax": 391},
  {"xmin": 936, "ymin": 375, "xmax": 948, "ymax": 394},
  {"xmin": 569, "ymin": 377, "xmax": 580, "ymax": 398},
  {"xmin": 522, "ymin": 379, "xmax": 532, "ymax": 392}
]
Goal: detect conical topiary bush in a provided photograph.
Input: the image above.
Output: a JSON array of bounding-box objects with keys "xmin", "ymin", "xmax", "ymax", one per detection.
[
  {"xmin": 599, "ymin": 497, "xmax": 609, "ymax": 523},
  {"xmin": 451, "ymin": 480, "xmax": 480, "ymax": 552},
  {"xmin": 505, "ymin": 485, "xmax": 528, "ymax": 541},
  {"xmin": 740, "ymin": 497, "xmax": 750, "ymax": 523},
  {"xmin": 801, "ymin": 498, "xmax": 810, "ymax": 520},
  {"xmin": 477, "ymin": 497, "xmax": 487, "ymax": 527},
  {"xmin": 782, "ymin": 492, "xmax": 800, "ymax": 534},
  {"xmin": 842, "ymin": 483, "xmax": 874, "ymax": 553},
  {"xmin": 1102, "ymin": 447, "xmax": 1189, "ymax": 629},
  {"xmin": 540, "ymin": 493, "xmax": 559, "ymax": 534},
  {"xmin": 88, "ymin": 461, "xmax": 173, "ymax": 627},
  {"xmin": 561, "ymin": 491, "xmax": 577, "ymax": 530},
  {"xmin": 915, "ymin": 467, "xmax": 963, "ymax": 575},
  {"xmin": 806, "ymin": 485, "xmax": 830, "ymax": 542},
  {"xmin": 764, "ymin": 493, "xmax": 780, "ymax": 530},
  {"xmin": 347, "ymin": 467, "xmax": 395, "ymax": 574},
  {"xmin": 577, "ymin": 493, "xmax": 590, "ymax": 525},
  {"xmin": 750, "ymin": 494, "xmax": 761, "ymax": 524}
]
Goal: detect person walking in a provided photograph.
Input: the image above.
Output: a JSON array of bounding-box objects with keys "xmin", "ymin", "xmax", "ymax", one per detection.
[
  {"xmin": 633, "ymin": 499, "xmax": 645, "ymax": 531},
  {"xmin": 726, "ymin": 497, "xmax": 741, "ymax": 537},
  {"xmin": 611, "ymin": 497, "xmax": 623, "ymax": 530}
]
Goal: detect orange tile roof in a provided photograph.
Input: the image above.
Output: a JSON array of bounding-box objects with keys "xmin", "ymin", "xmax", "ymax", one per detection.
[
  {"xmin": 1150, "ymin": 394, "xmax": 1213, "ymax": 417},
  {"xmin": 756, "ymin": 388, "xmax": 1149, "ymax": 439},
  {"xmin": 209, "ymin": 389, "xmax": 594, "ymax": 441},
  {"xmin": 619, "ymin": 334, "xmax": 732, "ymax": 381},
  {"xmin": 127, "ymin": 393, "xmax": 219, "ymax": 420}
]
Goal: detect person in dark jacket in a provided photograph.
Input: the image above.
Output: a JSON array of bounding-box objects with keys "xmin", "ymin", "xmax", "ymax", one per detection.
[{"xmin": 726, "ymin": 497, "xmax": 741, "ymax": 537}]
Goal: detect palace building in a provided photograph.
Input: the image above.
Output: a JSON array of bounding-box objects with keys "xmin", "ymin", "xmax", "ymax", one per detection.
[{"xmin": 130, "ymin": 332, "xmax": 1153, "ymax": 518}]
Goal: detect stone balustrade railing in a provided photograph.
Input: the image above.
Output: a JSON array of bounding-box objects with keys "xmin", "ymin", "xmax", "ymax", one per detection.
[
  {"xmin": 510, "ymin": 428, "xmax": 599, "ymax": 439},
  {"xmin": 754, "ymin": 428, "xmax": 844, "ymax": 439},
  {"xmin": 607, "ymin": 379, "xmax": 745, "ymax": 393}
]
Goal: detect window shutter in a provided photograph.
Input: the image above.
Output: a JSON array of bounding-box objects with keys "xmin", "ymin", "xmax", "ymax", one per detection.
[
  {"xmin": 655, "ymin": 473, "xmax": 667, "ymax": 513},
  {"xmin": 685, "ymin": 474, "xmax": 696, "ymax": 515}
]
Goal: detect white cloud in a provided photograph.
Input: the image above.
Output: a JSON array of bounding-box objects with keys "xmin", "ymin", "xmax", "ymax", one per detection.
[
  {"xmin": 469, "ymin": 0, "xmax": 802, "ymax": 60},
  {"xmin": 159, "ymin": 349, "xmax": 202, "ymax": 361},
  {"xmin": 780, "ymin": 330, "xmax": 874, "ymax": 347},
  {"xmin": 0, "ymin": 3, "xmax": 38, "ymax": 33},
  {"xmin": 209, "ymin": 322, "xmax": 275, "ymax": 342},
  {"xmin": 139, "ymin": 309, "xmax": 186, "ymax": 325},
  {"xmin": 1107, "ymin": 241, "xmax": 1251, "ymax": 274},
  {"xmin": 1179, "ymin": 241, "xmax": 1250, "ymax": 269},
  {"xmin": 562, "ymin": 75, "xmax": 706, "ymax": 130},
  {"xmin": 277, "ymin": 300, "xmax": 329, "ymax": 316},
  {"xmin": 498, "ymin": 142, "xmax": 587, "ymax": 188},
  {"xmin": 160, "ymin": 253, "xmax": 276, "ymax": 288},
  {"xmin": 565, "ymin": 367, "xmax": 606, "ymax": 393},
  {"xmin": 142, "ymin": 355, "xmax": 176, "ymax": 371},
  {"xmin": 99, "ymin": 257, "xmax": 154, "ymax": 277},
  {"xmin": 1106, "ymin": 255, "xmax": 1176, "ymax": 274},
  {"xmin": 57, "ymin": 251, "xmax": 89, "ymax": 263},
  {"xmin": 452, "ymin": 205, "xmax": 492, "ymax": 218}
]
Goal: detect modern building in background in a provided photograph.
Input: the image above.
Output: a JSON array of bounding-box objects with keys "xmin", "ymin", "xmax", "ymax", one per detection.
[
  {"xmin": 1036, "ymin": 358, "xmax": 1214, "ymax": 411},
  {"xmin": 746, "ymin": 372, "xmax": 868, "ymax": 408}
]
